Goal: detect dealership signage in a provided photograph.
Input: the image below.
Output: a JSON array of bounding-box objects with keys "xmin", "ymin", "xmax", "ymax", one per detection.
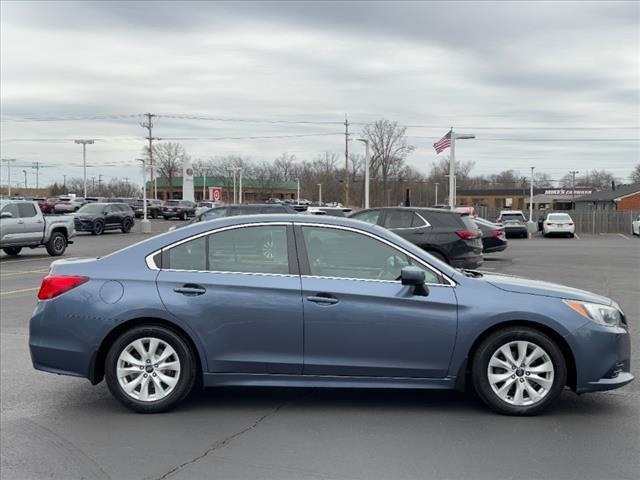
[
  {"xmin": 544, "ymin": 189, "xmax": 594, "ymax": 196},
  {"xmin": 208, "ymin": 187, "xmax": 222, "ymax": 201}
]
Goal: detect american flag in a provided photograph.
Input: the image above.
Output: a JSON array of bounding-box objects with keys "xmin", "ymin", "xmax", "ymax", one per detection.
[{"xmin": 433, "ymin": 129, "xmax": 452, "ymax": 154}]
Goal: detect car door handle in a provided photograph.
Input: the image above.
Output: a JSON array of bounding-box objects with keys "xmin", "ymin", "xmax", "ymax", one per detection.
[
  {"xmin": 307, "ymin": 294, "xmax": 339, "ymax": 305},
  {"xmin": 173, "ymin": 284, "xmax": 206, "ymax": 296},
  {"xmin": 17, "ymin": 220, "xmax": 24, "ymax": 224}
]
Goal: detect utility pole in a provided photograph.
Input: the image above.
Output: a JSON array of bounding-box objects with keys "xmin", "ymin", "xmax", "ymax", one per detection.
[
  {"xmin": 434, "ymin": 182, "xmax": 439, "ymax": 206},
  {"xmin": 32, "ymin": 161, "xmax": 41, "ymax": 189},
  {"xmin": 92, "ymin": 176, "xmax": 96, "ymax": 194},
  {"xmin": 124, "ymin": 177, "xmax": 129, "ymax": 184},
  {"xmin": 63, "ymin": 174, "xmax": 67, "ymax": 190},
  {"xmin": 344, "ymin": 115, "xmax": 350, "ymax": 206},
  {"xmin": 74, "ymin": 139, "xmax": 94, "ymax": 198},
  {"xmin": 570, "ymin": 170, "xmax": 579, "ymax": 210},
  {"xmin": 140, "ymin": 113, "xmax": 158, "ymax": 200},
  {"xmin": 98, "ymin": 174, "xmax": 103, "ymax": 192},
  {"xmin": 1, "ymin": 158, "xmax": 16, "ymax": 197},
  {"xmin": 22, "ymin": 169, "xmax": 27, "ymax": 189},
  {"xmin": 357, "ymin": 138, "xmax": 370, "ymax": 209}
]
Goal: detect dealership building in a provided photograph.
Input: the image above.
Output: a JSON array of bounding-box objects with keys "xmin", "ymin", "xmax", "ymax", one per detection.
[{"xmin": 145, "ymin": 176, "xmax": 298, "ymax": 202}]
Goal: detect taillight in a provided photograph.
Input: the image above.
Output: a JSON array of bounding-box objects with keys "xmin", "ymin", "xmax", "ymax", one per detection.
[
  {"xmin": 457, "ymin": 230, "xmax": 477, "ymax": 240},
  {"xmin": 491, "ymin": 229, "xmax": 503, "ymax": 237},
  {"xmin": 37, "ymin": 275, "xmax": 89, "ymax": 300},
  {"xmin": 567, "ymin": 223, "xmax": 574, "ymax": 226}
]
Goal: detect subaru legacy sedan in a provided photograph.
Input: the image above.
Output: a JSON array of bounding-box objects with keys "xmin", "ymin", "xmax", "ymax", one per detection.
[{"xmin": 29, "ymin": 215, "xmax": 632, "ymax": 415}]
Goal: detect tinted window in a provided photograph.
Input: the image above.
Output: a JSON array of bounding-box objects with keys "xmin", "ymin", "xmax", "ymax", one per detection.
[
  {"xmin": 302, "ymin": 226, "xmax": 439, "ymax": 283},
  {"xmin": 383, "ymin": 210, "xmax": 414, "ymax": 228},
  {"xmin": 167, "ymin": 226, "xmax": 289, "ymax": 274},
  {"xmin": 228, "ymin": 206, "xmax": 261, "ymax": 216},
  {"xmin": 1, "ymin": 203, "xmax": 19, "ymax": 217},
  {"xmin": 547, "ymin": 214, "xmax": 571, "ymax": 221},
  {"xmin": 208, "ymin": 225, "xmax": 289, "ymax": 274},
  {"xmin": 259, "ymin": 206, "xmax": 288, "ymax": 214},
  {"xmin": 17, "ymin": 203, "xmax": 37, "ymax": 218},
  {"xmin": 426, "ymin": 211, "xmax": 462, "ymax": 228},
  {"xmin": 168, "ymin": 236, "xmax": 207, "ymax": 271},
  {"xmin": 77, "ymin": 203, "xmax": 106, "ymax": 214},
  {"xmin": 200, "ymin": 208, "xmax": 227, "ymax": 221},
  {"xmin": 501, "ymin": 213, "xmax": 525, "ymax": 221},
  {"xmin": 350, "ymin": 209, "xmax": 380, "ymax": 225}
]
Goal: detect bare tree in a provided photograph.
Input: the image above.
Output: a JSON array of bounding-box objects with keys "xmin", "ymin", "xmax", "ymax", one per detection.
[
  {"xmin": 362, "ymin": 119, "xmax": 415, "ymax": 205},
  {"xmin": 273, "ymin": 153, "xmax": 297, "ymax": 182},
  {"xmin": 559, "ymin": 169, "xmax": 616, "ymax": 189},
  {"xmin": 630, "ymin": 163, "xmax": 640, "ymax": 183},
  {"xmin": 153, "ymin": 142, "xmax": 187, "ymax": 199}
]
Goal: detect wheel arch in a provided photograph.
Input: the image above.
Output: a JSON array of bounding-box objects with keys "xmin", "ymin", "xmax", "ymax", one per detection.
[
  {"xmin": 456, "ymin": 319, "xmax": 577, "ymax": 392},
  {"xmin": 90, "ymin": 317, "xmax": 204, "ymax": 386},
  {"xmin": 49, "ymin": 225, "xmax": 69, "ymax": 239}
]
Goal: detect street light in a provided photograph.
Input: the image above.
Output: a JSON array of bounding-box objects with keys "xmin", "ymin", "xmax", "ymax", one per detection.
[
  {"xmin": 295, "ymin": 178, "xmax": 300, "ymax": 204},
  {"xmin": 22, "ymin": 170, "xmax": 27, "ymax": 189},
  {"xmin": 74, "ymin": 139, "xmax": 95, "ymax": 198},
  {"xmin": 136, "ymin": 158, "xmax": 151, "ymax": 234},
  {"xmin": 1, "ymin": 159, "xmax": 16, "ymax": 197},
  {"xmin": 448, "ymin": 131, "xmax": 475, "ymax": 208},
  {"xmin": 357, "ymin": 138, "xmax": 370, "ymax": 209}
]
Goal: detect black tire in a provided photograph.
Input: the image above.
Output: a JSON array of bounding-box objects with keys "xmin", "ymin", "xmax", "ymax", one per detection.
[
  {"xmin": 3, "ymin": 247, "xmax": 22, "ymax": 256},
  {"xmin": 92, "ymin": 220, "xmax": 104, "ymax": 236},
  {"xmin": 151, "ymin": 210, "xmax": 158, "ymax": 219},
  {"xmin": 105, "ymin": 325, "xmax": 197, "ymax": 413},
  {"xmin": 428, "ymin": 250, "xmax": 448, "ymax": 264},
  {"xmin": 45, "ymin": 231, "xmax": 67, "ymax": 256},
  {"xmin": 181, "ymin": 211, "xmax": 188, "ymax": 221},
  {"xmin": 121, "ymin": 218, "xmax": 133, "ymax": 233},
  {"xmin": 163, "ymin": 216, "xmax": 170, "ymax": 221},
  {"xmin": 471, "ymin": 327, "xmax": 567, "ymax": 416}
]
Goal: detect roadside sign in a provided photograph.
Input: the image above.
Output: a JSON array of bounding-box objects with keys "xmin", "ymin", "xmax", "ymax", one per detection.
[{"xmin": 210, "ymin": 187, "xmax": 222, "ymax": 201}]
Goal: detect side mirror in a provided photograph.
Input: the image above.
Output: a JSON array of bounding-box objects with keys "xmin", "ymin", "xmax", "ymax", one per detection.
[
  {"xmin": 400, "ymin": 266, "xmax": 429, "ymax": 296},
  {"xmin": 0, "ymin": 211, "xmax": 13, "ymax": 219}
]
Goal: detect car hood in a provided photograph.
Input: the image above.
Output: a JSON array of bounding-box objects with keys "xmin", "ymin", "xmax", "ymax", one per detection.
[
  {"xmin": 72, "ymin": 213, "xmax": 96, "ymax": 219},
  {"xmin": 480, "ymin": 273, "xmax": 612, "ymax": 305}
]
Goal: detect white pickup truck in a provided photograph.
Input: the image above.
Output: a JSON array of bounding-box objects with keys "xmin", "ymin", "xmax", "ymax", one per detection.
[{"xmin": 0, "ymin": 200, "xmax": 75, "ymax": 256}]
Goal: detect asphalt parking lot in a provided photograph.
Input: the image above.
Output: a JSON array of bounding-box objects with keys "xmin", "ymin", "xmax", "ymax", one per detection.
[{"xmin": 1, "ymin": 221, "xmax": 639, "ymax": 480}]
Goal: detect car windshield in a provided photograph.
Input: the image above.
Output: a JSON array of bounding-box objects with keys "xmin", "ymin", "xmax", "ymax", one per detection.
[
  {"xmin": 166, "ymin": 201, "xmax": 180, "ymax": 206},
  {"xmin": 502, "ymin": 213, "xmax": 524, "ymax": 221},
  {"xmin": 548, "ymin": 214, "xmax": 571, "ymax": 221},
  {"xmin": 77, "ymin": 203, "xmax": 105, "ymax": 214}
]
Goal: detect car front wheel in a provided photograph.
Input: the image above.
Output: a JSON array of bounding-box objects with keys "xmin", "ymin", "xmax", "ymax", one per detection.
[
  {"xmin": 472, "ymin": 327, "xmax": 566, "ymax": 415},
  {"xmin": 121, "ymin": 218, "xmax": 133, "ymax": 233},
  {"xmin": 105, "ymin": 325, "xmax": 197, "ymax": 413}
]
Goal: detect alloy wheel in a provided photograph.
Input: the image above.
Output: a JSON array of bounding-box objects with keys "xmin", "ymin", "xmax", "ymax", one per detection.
[
  {"xmin": 487, "ymin": 340, "xmax": 554, "ymax": 406},
  {"xmin": 116, "ymin": 337, "xmax": 181, "ymax": 402}
]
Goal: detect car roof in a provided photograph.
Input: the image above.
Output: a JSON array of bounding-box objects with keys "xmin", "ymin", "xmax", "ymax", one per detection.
[{"xmin": 357, "ymin": 206, "xmax": 461, "ymax": 215}]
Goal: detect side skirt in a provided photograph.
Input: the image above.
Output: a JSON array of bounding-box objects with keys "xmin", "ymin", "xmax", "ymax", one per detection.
[{"xmin": 203, "ymin": 373, "xmax": 457, "ymax": 390}]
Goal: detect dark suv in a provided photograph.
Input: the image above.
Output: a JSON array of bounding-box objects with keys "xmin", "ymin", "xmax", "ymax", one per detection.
[
  {"xmin": 171, "ymin": 203, "xmax": 297, "ymax": 230},
  {"xmin": 162, "ymin": 200, "xmax": 196, "ymax": 220},
  {"xmin": 72, "ymin": 202, "xmax": 135, "ymax": 235},
  {"xmin": 350, "ymin": 207, "xmax": 483, "ymax": 268},
  {"xmin": 133, "ymin": 199, "xmax": 164, "ymax": 219}
]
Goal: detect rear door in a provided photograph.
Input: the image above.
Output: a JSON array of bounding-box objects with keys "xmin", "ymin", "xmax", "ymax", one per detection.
[
  {"xmin": 156, "ymin": 223, "xmax": 304, "ymax": 374},
  {"xmin": 18, "ymin": 203, "xmax": 43, "ymax": 243}
]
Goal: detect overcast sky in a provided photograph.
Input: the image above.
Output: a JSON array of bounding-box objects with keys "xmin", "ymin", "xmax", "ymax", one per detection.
[{"xmin": 1, "ymin": 0, "xmax": 638, "ymax": 188}]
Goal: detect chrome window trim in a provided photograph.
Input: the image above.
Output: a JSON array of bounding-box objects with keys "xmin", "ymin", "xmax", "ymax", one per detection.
[
  {"xmin": 144, "ymin": 220, "xmax": 456, "ymax": 286},
  {"xmin": 389, "ymin": 212, "xmax": 431, "ymax": 230},
  {"xmin": 296, "ymin": 222, "xmax": 455, "ymax": 287}
]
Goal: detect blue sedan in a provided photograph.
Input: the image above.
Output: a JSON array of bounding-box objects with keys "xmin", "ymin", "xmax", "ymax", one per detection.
[{"xmin": 29, "ymin": 215, "xmax": 633, "ymax": 415}]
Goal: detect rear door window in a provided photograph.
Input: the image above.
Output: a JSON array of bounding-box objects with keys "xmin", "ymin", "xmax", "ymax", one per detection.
[
  {"xmin": 383, "ymin": 210, "xmax": 414, "ymax": 229},
  {"xmin": 17, "ymin": 203, "xmax": 37, "ymax": 218},
  {"xmin": 350, "ymin": 209, "xmax": 381, "ymax": 225}
]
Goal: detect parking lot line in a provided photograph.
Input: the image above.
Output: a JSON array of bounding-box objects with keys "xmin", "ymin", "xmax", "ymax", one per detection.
[
  {"xmin": 618, "ymin": 233, "xmax": 630, "ymax": 240},
  {"xmin": 0, "ymin": 287, "xmax": 39, "ymax": 296},
  {"xmin": 0, "ymin": 269, "xmax": 49, "ymax": 277}
]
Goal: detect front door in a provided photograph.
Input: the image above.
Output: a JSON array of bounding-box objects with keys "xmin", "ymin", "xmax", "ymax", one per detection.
[
  {"xmin": 0, "ymin": 203, "xmax": 23, "ymax": 243},
  {"xmin": 297, "ymin": 225, "xmax": 457, "ymax": 378},
  {"xmin": 156, "ymin": 223, "xmax": 303, "ymax": 374}
]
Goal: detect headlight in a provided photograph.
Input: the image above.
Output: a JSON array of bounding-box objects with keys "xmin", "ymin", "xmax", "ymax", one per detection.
[{"xmin": 563, "ymin": 300, "xmax": 625, "ymax": 327}]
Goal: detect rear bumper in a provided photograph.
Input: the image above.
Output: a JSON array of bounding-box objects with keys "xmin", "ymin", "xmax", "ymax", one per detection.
[
  {"xmin": 451, "ymin": 254, "xmax": 483, "ymax": 269},
  {"xmin": 483, "ymin": 244, "xmax": 507, "ymax": 254}
]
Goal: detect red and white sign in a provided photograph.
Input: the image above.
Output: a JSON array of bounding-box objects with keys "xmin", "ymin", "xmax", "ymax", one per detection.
[{"xmin": 209, "ymin": 187, "xmax": 222, "ymax": 201}]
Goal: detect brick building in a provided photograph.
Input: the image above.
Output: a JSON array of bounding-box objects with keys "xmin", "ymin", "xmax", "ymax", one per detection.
[
  {"xmin": 457, "ymin": 188, "xmax": 545, "ymax": 210},
  {"xmin": 146, "ymin": 176, "xmax": 297, "ymax": 202},
  {"xmin": 574, "ymin": 183, "xmax": 640, "ymax": 212}
]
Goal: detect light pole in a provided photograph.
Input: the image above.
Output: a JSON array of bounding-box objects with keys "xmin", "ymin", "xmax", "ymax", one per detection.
[
  {"xmin": 22, "ymin": 170, "xmax": 27, "ymax": 189},
  {"xmin": 136, "ymin": 158, "xmax": 151, "ymax": 234},
  {"xmin": 434, "ymin": 182, "xmax": 439, "ymax": 206},
  {"xmin": 317, "ymin": 183, "xmax": 322, "ymax": 204},
  {"xmin": 1, "ymin": 159, "xmax": 16, "ymax": 197},
  {"xmin": 238, "ymin": 169, "xmax": 243, "ymax": 204},
  {"xmin": 529, "ymin": 167, "xmax": 535, "ymax": 222},
  {"xmin": 569, "ymin": 170, "xmax": 579, "ymax": 210},
  {"xmin": 295, "ymin": 178, "xmax": 300, "ymax": 204},
  {"xmin": 448, "ymin": 130, "xmax": 475, "ymax": 208},
  {"xmin": 357, "ymin": 138, "xmax": 370, "ymax": 209},
  {"xmin": 74, "ymin": 139, "xmax": 94, "ymax": 198}
]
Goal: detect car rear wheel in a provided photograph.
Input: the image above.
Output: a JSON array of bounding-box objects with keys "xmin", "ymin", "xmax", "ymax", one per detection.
[
  {"xmin": 45, "ymin": 231, "xmax": 67, "ymax": 256},
  {"xmin": 3, "ymin": 247, "xmax": 22, "ymax": 256},
  {"xmin": 121, "ymin": 218, "xmax": 133, "ymax": 233},
  {"xmin": 472, "ymin": 327, "xmax": 566, "ymax": 415},
  {"xmin": 92, "ymin": 220, "xmax": 104, "ymax": 235},
  {"xmin": 105, "ymin": 325, "xmax": 197, "ymax": 413}
]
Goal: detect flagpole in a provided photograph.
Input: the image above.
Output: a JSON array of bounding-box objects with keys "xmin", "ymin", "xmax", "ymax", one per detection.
[{"xmin": 449, "ymin": 127, "xmax": 455, "ymax": 208}]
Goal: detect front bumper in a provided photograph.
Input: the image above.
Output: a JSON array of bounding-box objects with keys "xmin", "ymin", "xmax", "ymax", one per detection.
[
  {"xmin": 73, "ymin": 219, "xmax": 95, "ymax": 232},
  {"xmin": 570, "ymin": 321, "xmax": 633, "ymax": 393}
]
